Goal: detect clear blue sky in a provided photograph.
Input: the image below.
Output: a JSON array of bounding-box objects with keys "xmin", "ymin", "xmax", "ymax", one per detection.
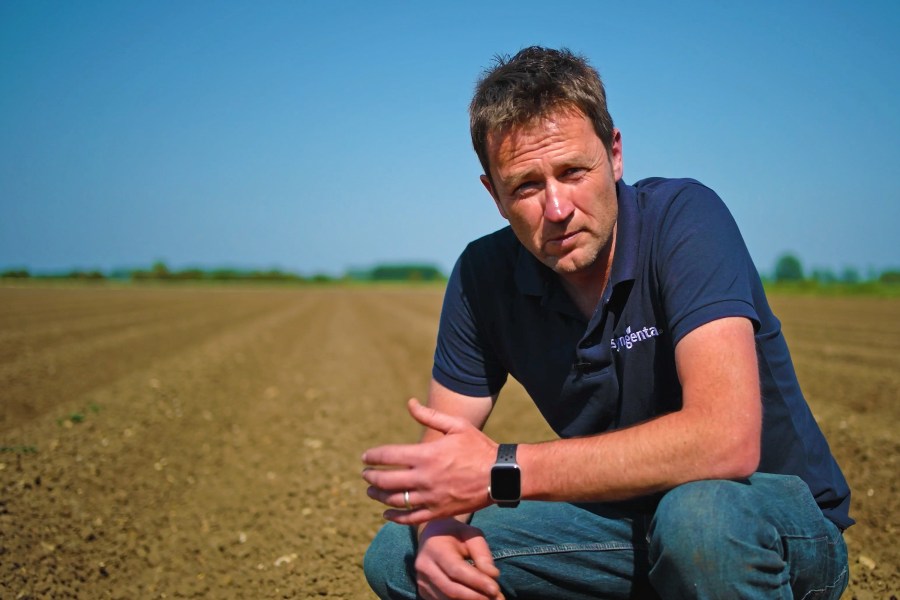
[{"xmin": 2, "ymin": 1, "xmax": 898, "ymax": 277}]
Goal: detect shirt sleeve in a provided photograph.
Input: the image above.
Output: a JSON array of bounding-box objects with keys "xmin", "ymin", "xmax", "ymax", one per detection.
[
  {"xmin": 432, "ymin": 254, "xmax": 508, "ymax": 397},
  {"xmin": 653, "ymin": 181, "xmax": 761, "ymax": 345}
]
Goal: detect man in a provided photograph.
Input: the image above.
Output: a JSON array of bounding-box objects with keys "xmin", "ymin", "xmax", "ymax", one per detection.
[{"xmin": 361, "ymin": 46, "xmax": 851, "ymax": 599}]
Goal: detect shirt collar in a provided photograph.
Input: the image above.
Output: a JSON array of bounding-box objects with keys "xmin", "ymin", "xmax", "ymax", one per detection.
[
  {"xmin": 514, "ymin": 178, "xmax": 641, "ymax": 307},
  {"xmin": 514, "ymin": 232, "xmax": 582, "ymax": 318},
  {"xmin": 608, "ymin": 179, "xmax": 641, "ymax": 292}
]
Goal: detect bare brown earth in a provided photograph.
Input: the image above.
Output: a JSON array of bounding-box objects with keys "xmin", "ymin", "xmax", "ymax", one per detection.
[{"xmin": 0, "ymin": 285, "xmax": 897, "ymax": 599}]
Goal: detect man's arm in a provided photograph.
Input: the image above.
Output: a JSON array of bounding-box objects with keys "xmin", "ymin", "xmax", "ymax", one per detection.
[
  {"xmin": 422, "ymin": 378, "xmax": 495, "ymax": 443},
  {"xmin": 518, "ymin": 316, "xmax": 761, "ymax": 502},
  {"xmin": 363, "ymin": 316, "xmax": 760, "ymax": 523}
]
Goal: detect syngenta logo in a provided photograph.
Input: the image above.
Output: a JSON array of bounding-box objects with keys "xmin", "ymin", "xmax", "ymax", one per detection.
[{"xmin": 611, "ymin": 325, "xmax": 662, "ymax": 352}]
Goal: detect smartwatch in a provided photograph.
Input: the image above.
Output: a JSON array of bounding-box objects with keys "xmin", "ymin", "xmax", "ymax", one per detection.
[{"xmin": 489, "ymin": 444, "xmax": 521, "ymax": 507}]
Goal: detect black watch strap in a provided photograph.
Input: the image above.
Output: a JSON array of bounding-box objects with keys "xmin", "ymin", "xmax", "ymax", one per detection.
[
  {"xmin": 491, "ymin": 444, "xmax": 520, "ymax": 508},
  {"xmin": 497, "ymin": 443, "xmax": 517, "ymax": 465}
]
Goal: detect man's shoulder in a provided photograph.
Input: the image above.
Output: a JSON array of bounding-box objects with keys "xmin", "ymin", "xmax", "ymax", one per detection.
[
  {"xmin": 466, "ymin": 225, "xmax": 518, "ymax": 251},
  {"xmin": 461, "ymin": 226, "xmax": 520, "ymax": 268},
  {"xmin": 631, "ymin": 176, "xmax": 717, "ymax": 204},
  {"xmin": 628, "ymin": 177, "xmax": 727, "ymax": 227},
  {"xmin": 453, "ymin": 226, "xmax": 524, "ymax": 300}
]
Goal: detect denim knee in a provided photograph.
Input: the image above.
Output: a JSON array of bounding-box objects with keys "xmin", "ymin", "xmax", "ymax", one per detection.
[
  {"xmin": 648, "ymin": 478, "xmax": 790, "ymax": 597},
  {"xmin": 650, "ymin": 478, "xmax": 766, "ymax": 554},
  {"xmin": 363, "ymin": 523, "xmax": 418, "ymax": 600}
]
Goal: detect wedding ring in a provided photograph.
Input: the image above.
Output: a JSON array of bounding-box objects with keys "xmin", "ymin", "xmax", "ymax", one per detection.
[{"xmin": 403, "ymin": 490, "xmax": 412, "ymax": 510}]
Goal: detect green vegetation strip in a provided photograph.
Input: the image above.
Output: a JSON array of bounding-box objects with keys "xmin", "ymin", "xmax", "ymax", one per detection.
[{"xmin": 0, "ymin": 445, "xmax": 38, "ymax": 454}]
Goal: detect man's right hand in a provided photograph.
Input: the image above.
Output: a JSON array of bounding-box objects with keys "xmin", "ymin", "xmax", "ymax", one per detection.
[{"xmin": 415, "ymin": 518, "xmax": 504, "ymax": 600}]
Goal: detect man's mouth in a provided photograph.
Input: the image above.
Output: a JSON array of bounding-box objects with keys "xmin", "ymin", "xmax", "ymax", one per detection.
[
  {"xmin": 548, "ymin": 229, "xmax": 579, "ymax": 242},
  {"xmin": 545, "ymin": 230, "xmax": 581, "ymax": 251}
]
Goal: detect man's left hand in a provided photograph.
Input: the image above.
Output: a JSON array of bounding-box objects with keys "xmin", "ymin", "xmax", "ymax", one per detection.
[{"xmin": 362, "ymin": 398, "xmax": 497, "ymax": 525}]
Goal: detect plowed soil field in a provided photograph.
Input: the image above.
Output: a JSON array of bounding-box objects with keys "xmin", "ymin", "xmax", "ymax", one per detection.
[{"xmin": 1, "ymin": 285, "xmax": 897, "ymax": 599}]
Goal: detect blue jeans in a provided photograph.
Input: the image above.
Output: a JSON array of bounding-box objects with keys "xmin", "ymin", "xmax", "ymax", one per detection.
[{"xmin": 364, "ymin": 473, "xmax": 848, "ymax": 599}]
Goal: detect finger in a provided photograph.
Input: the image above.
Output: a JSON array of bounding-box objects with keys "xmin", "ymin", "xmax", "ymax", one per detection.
[
  {"xmin": 366, "ymin": 486, "xmax": 420, "ymax": 510},
  {"xmin": 383, "ymin": 505, "xmax": 436, "ymax": 526},
  {"xmin": 424, "ymin": 581, "xmax": 498, "ymax": 600},
  {"xmin": 361, "ymin": 443, "xmax": 420, "ymax": 468},
  {"xmin": 465, "ymin": 535, "xmax": 500, "ymax": 579},
  {"xmin": 407, "ymin": 397, "xmax": 467, "ymax": 435},
  {"xmin": 362, "ymin": 468, "xmax": 412, "ymax": 490},
  {"xmin": 361, "ymin": 465, "xmax": 414, "ymax": 490},
  {"xmin": 436, "ymin": 557, "xmax": 502, "ymax": 600},
  {"xmin": 420, "ymin": 568, "xmax": 499, "ymax": 600}
]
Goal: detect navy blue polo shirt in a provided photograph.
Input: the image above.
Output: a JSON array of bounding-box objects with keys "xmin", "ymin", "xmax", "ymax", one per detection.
[{"xmin": 433, "ymin": 177, "xmax": 853, "ymax": 530}]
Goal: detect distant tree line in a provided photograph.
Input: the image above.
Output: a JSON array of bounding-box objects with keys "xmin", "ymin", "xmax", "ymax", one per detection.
[
  {"xmin": 4, "ymin": 256, "xmax": 895, "ymax": 288},
  {"xmin": 1, "ymin": 268, "xmax": 106, "ymax": 280},
  {"xmin": 0, "ymin": 261, "xmax": 447, "ymax": 284},
  {"xmin": 359, "ymin": 264, "xmax": 445, "ymax": 282},
  {"xmin": 769, "ymin": 253, "xmax": 899, "ymax": 287},
  {"xmin": 128, "ymin": 262, "xmax": 313, "ymax": 282}
]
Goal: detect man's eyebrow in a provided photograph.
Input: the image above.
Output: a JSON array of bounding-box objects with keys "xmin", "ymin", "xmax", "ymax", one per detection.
[
  {"xmin": 499, "ymin": 166, "xmax": 540, "ymax": 191},
  {"xmin": 501, "ymin": 155, "xmax": 587, "ymax": 189}
]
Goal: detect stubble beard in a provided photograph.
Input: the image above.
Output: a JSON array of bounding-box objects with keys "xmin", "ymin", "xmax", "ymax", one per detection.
[{"xmin": 546, "ymin": 231, "xmax": 609, "ymax": 275}]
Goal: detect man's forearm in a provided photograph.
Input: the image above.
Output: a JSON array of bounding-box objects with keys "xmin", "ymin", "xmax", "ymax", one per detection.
[
  {"xmin": 518, "ymin": 317, "xmax": 761, "ymax": 503},
  {"xmin": 517, "ymin": 406, "xmax": 759, "ymax": 502}
]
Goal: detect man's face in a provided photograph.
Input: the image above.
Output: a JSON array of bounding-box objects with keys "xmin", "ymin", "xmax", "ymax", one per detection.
[{"xmin": 481, "ymin": 110, "xmax": 623, "ymax": 279}]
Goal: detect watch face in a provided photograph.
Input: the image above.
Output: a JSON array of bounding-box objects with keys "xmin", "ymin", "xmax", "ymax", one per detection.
[{"xmin": 491, "ymin": 464, "xmax": 521, "ymax": 501}]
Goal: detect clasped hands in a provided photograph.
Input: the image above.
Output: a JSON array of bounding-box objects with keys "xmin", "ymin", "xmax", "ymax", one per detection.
[{"xmin": 361, "ymin": 398, "xmax": 497, "ymax": 525}]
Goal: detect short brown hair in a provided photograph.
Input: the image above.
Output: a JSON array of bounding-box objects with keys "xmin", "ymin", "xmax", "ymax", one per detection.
[{"xmin": 469, "ymin": 46, "xmax": 615, "ymax": 179}]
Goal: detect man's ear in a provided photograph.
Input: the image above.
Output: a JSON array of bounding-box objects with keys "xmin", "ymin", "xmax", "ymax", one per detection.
[
  {"xmin": 610, "ymin": 128, "xmax": 624, "ymax": 181},
  {"xmin": 480, "ymin": 174, "xmax": 509, "ymax": 220}
]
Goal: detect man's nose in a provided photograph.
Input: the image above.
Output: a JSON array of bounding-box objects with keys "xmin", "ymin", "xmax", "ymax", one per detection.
[{"xmin": 544, "ymin": 181, "xmax": 574, "ymax": 222}]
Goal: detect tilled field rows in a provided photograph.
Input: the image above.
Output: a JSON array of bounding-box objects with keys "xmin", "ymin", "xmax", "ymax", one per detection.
[
  {"xmin": 769, "ymin": 296, "xmax": 900, "ymax": 598},
  {"xmin": 1, "ymin": 286, "xmax": 444, "ymax": 599},
  {"xmin": 0, "ymin": 286, "xmax": 897, "ymax": 598}
]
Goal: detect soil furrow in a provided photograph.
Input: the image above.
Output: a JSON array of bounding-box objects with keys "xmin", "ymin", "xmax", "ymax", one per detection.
[{"xmin": 0, "ymin": 287, "xmax": 896, "ymax": 599}]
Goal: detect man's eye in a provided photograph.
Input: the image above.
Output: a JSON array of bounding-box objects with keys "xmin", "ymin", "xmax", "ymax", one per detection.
[
  {"xmin": 514, "ymin": 182, "xmax": 538, "ymax": 195},
  {"xmin": 562, "ymin": 168, "xmax": 585, "ymax": 178}
]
